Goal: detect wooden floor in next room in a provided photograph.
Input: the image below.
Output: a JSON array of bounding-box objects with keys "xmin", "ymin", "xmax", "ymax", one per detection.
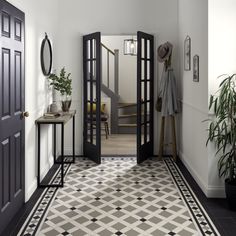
[{"xmin": 101, "ymin": 134, "xmax": 136, "ymax": 156}]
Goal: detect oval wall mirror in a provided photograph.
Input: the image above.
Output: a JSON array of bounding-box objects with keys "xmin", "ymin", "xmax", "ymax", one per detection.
[{"xmin": 40, "ymin": 33, "xmax": 52, "ymax": 76}]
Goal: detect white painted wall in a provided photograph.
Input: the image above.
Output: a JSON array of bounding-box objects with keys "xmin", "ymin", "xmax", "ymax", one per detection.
[
  {"xmin": 178, "ymin": 0, "xmax": 210, "ymax": 196},
  {"xmin": 208, "ymin": 0, "xmax": 236, "ymax": 197},
  {"xmin": 7, "ymin": 0, "xmax": 59, "ymax": 201},
  {"xmin": 101, "ymin": 35, "xmax": 137, "ymax": 103},
  {"xmin": 56, "ymin": 0, "xmax": 179, "ymax": 156}
]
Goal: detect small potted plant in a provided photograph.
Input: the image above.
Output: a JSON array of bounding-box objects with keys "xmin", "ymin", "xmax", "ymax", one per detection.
[
  {"xmin": 207, "ymin": 74, "xmax": 236, "ymax": 210},
  {"xmin": 48, "ymin": 67, "xmax": 72, "ymax": 112}
]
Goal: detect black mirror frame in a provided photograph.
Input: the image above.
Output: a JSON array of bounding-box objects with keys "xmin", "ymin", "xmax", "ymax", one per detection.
[{"xmin": 40, "ymin": 33, "xmax": 52, "ymax": 76}]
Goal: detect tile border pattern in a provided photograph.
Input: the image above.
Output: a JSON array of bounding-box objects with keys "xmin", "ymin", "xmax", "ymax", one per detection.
[
  {"xmin": 17, "ymin": 157, "xmax": 220, "ymax": 236},
  {"xmin": 17, "ymin": 162, "xmax": 71, "ymax": 236},
  {"xmin": 164, "ymin": 158, "xmax": 220, "ymax": 236}
]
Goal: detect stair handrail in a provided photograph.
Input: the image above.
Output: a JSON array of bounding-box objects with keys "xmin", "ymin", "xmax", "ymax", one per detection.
[{"xmin": 101, "ymin": 43, "xmax": 115, "ymax": 55}]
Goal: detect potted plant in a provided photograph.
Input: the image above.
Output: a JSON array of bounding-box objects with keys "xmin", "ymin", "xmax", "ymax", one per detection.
[
  {"xmin": 48, "ymin": 67, "xmax": 72, "ymax": 112},
  {"xmin": 207, "ymin": 74, "xmax": 236, "ymax": 210}
]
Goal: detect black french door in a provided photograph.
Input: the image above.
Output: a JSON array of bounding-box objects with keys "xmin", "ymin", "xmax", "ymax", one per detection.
[
  {"xmin": 83, "ymin": 32, "xmax": 101, "ymax": 164},
  {"xmin": 0, "ymin": 0, "xmax": 25, "ymax": 233},
  {"xmin": 137, "ymin": 31, "xmax": 154, "ymax": 164}
]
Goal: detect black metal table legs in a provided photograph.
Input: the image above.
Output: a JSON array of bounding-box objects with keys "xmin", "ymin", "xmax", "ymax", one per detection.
[
  {"xmin": 37, "ymin": 123, "xmax": 64, "ymax": 188},
  {"xmin": 73, "ymin": 115, "xmax": 75, "ymax": 163},
  {"xmin": 54, "ymin": 118, "xmax": 75, "ymax": 165},
  {"xmin": 37, "ymin": 118, "xmax": 75, "ymax": 188}
]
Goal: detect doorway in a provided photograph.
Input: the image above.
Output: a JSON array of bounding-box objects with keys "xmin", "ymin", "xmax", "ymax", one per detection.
[
  {"xmin": 100, "ymin": 35, "xmax": 137, "ymax": 156},
  {"xmin": 0, "ymin": 0, "xmax": 25, "ymax": 233},
  {"xmin": 83, "ymin": 31, "xmax": 154, "ymax": 164}
]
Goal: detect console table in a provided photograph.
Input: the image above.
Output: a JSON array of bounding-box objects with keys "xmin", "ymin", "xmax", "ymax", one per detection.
[{"xmin": 35, "ymin": 110, "xmax": 76, "ymax": 188}]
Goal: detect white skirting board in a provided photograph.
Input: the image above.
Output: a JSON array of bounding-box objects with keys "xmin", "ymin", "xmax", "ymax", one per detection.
[{"xmin": 178, "ymin": 150, "xmax": 225, "ymax": 198}]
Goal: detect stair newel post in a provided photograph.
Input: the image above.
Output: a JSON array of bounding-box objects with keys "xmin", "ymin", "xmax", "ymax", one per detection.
[
  {"xmin": 111, "ymin": 97, "xmax": 119, "ymax": 134},
  {"xmin": 110, "ymin": 49, "xmax": 119, "ymax": 135},
  {"xmin": 114, "ymin": 49, "xmax": 119, "ymax": 96}
]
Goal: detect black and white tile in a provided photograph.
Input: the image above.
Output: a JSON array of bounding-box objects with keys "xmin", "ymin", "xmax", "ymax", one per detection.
[{"xmin": 18, "ymin": 157, "xmax": 220, "ymax": 236}]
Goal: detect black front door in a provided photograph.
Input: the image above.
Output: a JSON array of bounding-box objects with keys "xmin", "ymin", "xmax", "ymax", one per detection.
[
  {"xmin": 137, "ymin": 31, "xmax": 154, "ymax": 164},
  {"xmin": 0, "ymin": 0, "xmax": 25, "ymax": 233},
  {"xmin": 83, "ymin": 32, "xmax": 101, "ymax": 164}
]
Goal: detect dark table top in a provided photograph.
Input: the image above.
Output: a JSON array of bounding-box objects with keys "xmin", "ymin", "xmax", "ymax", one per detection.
[{"xmin": 35, "ymin": 110, "xmax": 76, "ymax": 124}]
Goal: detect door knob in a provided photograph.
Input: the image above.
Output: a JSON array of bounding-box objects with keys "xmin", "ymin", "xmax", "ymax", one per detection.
[{"xmin": 21, "ymin": 111, "xmax": 29, "ymax": 119}]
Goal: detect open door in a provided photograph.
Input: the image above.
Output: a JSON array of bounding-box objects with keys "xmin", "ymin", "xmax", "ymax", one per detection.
[
  {"xmin": 83, "ymin": 32, "xmax": 101, "ymax": 164},
  {"xmin": 137, "ymin": 31, "xmax": 154, "ymax": 164}
]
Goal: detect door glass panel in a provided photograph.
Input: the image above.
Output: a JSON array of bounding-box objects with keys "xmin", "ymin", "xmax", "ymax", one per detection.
[
  {"xmin": 87, "ymin": 82, "xmax": 91, "ymax": 102},
  {"xmin": 147, "ymin": 40, "xmax": 150, "ymax": 59},
  {"xmin": 147, "ymin": 81, "xmax": 150, "ymax": 101},
  {"xmin": 87, "ymin": 61, "xmax": 91, "ymax": 80},
  {"xmin": 87, "ymin": 107, "xmax": 91, "ymax": 142},
  {"xmin": 141, "ymin": 82, "xmax": 145, "ymax": 101},
  {"xmin": 141, "ymin": 125, "xmax": 145, "ymax": 145},
  {"xmin": 147, "ymin": 61, "xmax": 150, "ymax": 80},
  {"xmin": 141, "ymin": 39, "xmax": 145, "ymax": 58},
  {"xmin": 141, "ymin": 103, "xmax": 145, "ymax": 124},
  {"xmin": 147, "ymin": 123, "xmax": 150, "ymax": 142},
  {"xmin": 93, "ymin": 121, "xmax": 96, "ymax": 145},
  {"xmin": 141, "ymin": 60, "xmax": 145, "ymax": 80},
  {"xmin": 93, "ymin": 61, "xmax": 96, "ymax": 79},
  {"xmin": 92, "ymin": 39, "xmax": 96, "ymax": 59},
  {"xmin": 146, "ymin": 102, "xmax": 150, "ymax": 123},
  {"xmin": 87, "ymin": 40, "xmax": 91, "ymax": 59},
  {"xmin": 93, "ymin": 82, "xmax": 97, "ymax": 101}
]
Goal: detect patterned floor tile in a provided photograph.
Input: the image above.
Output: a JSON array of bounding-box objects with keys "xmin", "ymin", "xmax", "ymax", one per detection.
[{"xmin": 17, "ymin": 157, "xmax": 220, "ymax": 236}]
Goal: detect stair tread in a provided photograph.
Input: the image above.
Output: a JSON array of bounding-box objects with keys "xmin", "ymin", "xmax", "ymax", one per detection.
[
  {"xmin": 118, "ymin": 123, "xmax": 150, "ymax": 126},
  {"xmin": 119, "ymin": 113, "xmax": 137, "ymax": 118},
  {"xmin": 119, "ymin": 113, "xmax": 149, "ymax": 118},
  {"xmin": 118, "ymin": 103, "xmax": 137, "ymax": 108},
  {"xmin": 118, "ymin": 124, "xmax": 137, "ymax": 127}
]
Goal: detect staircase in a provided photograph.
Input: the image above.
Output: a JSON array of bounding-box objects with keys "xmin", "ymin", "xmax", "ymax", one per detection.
[
  {"xmin": 118, "ymin": 103, "xmax": 137, "ymax": 134},
  {"xmin": 101, "ymin": 43, "xmax": 119, "ymax": 134},
  {"xmin": 101, "ymin": 42, "xmax": 146, "ymax": 135}
]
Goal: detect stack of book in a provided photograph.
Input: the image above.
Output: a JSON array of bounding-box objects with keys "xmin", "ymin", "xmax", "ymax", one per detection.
[{"xmin": 43, "ymin": 112, "xmax": 61, "ymax": 119}]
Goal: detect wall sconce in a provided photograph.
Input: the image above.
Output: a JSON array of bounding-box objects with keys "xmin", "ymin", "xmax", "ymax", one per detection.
[{"xmin": 124, "ymin": 39, "xmax": 137, "ymax": 56}]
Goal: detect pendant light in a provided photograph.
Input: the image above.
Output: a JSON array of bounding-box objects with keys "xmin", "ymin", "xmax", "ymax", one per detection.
[{"xmin": 124, "ymin": 38, "xmax": 137, "ymax": 56}]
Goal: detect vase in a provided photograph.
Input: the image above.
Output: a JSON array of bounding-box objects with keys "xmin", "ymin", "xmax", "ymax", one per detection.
[
  {"xmin": 50, "ymin": 102, "xmax": 58, "ymax": 113},
  {"xmin": 61, "ymin": 95, "xmax": 71, "ymax": 112}
]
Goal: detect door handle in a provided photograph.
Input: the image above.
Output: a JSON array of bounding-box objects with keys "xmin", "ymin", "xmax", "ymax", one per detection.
[{"xmin": 21, "ymin": 111, "xmax": 29, "ymax": 119}]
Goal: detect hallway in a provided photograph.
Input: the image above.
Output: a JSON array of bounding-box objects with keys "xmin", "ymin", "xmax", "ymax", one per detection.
[{"xmin": 2, "ymin": 0, "xmax": 236, "ymax": 235}]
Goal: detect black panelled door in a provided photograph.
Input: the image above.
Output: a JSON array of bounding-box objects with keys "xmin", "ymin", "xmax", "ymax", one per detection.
[
  {"xmin": 137, "ymin": 31, "xmax": 154, "ymax": 164},
  {"xmin": 0, "ymin": 0, "xmax": 25, "ymax": 233},
  {"xmin": 83, "ymin": 32, "xmax": 101, "ymax": 164}
]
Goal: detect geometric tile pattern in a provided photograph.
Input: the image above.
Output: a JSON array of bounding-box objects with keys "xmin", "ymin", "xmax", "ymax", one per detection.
[{"xmin": 18, "ymin": 157, "xmax": 220, "ymax": 236}]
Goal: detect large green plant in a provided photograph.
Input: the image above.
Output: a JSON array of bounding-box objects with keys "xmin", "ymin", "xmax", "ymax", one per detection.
[
  {"xmin": 48, "ymin": 67, "xmax": 72, "ymax": 96},
  {"xmin": 207, "ymin": 74, "xmax": 236, "ymax": 182}
]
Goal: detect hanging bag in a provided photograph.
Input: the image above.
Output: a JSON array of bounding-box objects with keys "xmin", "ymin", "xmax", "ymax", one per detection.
[{"xmin": 155, "ymin": 92, "xmax": 162, "ymax": 112}]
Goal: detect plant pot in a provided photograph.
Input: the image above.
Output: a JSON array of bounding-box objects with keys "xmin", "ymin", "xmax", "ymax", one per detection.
[
  {"xmin": 225, "ymin": 178, "xmax": 236, "ymax": 210},
  {"xmin": 61, "ymin": 100, "xmax": 71, "ymax": 112}
]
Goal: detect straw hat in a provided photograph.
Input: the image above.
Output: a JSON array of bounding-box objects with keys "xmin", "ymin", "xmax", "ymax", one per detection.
[{"xmin": 157, "ymin": 42, "xmax": 173, "ymax": 62}]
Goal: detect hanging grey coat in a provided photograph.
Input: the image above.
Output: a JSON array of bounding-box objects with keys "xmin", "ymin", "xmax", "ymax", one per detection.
[{"xmin": 159, "ymin": 66, "xmax": 178, "ymax": 116}]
